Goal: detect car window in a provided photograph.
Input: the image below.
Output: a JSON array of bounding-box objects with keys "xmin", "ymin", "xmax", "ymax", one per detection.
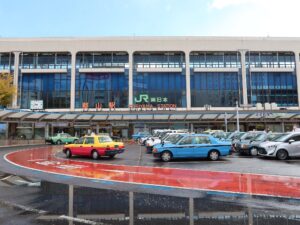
[
  {"xmin": 179, "ymin": 136, "xmax": 193, "ymax": 145},
  {"xmin": 77, "ymin": 137, "xmax": 85, "ymax": 145},
  {"xmin": 98, "ymin": 136, "xmax": 113, "ymax": 143},
  {"xmin": 61, "ymin": 134, "xmax": 67, "ymax": 137},
  {"xmin": 84, "ymin": 137, "xmax": 94, "ymax": 144},
  {"xmin": 289, "ymin": 135, "xmax": 300, "ymax": 142},
  {"xmin": 65, "ymin": 134, "xmax": 71, "ymax": 137},
  {"xmin": 194, "ymin": 136, "xmax": 211, "ymax": 144}
]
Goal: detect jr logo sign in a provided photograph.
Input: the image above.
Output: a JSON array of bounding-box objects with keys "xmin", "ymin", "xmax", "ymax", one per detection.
[{"xmin": 134, "ymin": 94, "xmax": 149, "ymax": 103}]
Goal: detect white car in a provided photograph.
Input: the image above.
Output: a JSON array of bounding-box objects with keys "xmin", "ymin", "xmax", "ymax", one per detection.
[{"xmin": 258, "ymin": 132, "xmax": 300, "ymax": 160}]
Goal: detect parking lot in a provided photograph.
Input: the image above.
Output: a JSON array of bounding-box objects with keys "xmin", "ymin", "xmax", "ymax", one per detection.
[{"xmin": 55, "ymin": 142, "xmax": 300, "ymax": 177}]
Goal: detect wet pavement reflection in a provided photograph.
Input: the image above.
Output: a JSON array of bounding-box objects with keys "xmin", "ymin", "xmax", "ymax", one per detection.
[{"xmin": 0, "ymin": 179, "xmax": 300, "ymax": 225}]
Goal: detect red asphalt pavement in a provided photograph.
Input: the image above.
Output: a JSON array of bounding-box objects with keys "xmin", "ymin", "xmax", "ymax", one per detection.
[{"xmin": 4, "ymin": 146, "xmax": 300, "ymax": 199}]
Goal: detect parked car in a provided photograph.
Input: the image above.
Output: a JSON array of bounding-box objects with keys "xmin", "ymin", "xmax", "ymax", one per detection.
[
  {"xmin": 63, "ymin": 135, "xmax": 125, "ymax": 159},
  {"xmin": 152, "ymin": 134, "xmax": 231, "ymax": 162},
  {"xmin": 236, "ymin": 132, "xmax": 284, "ymax": 156},
  {"xmin": 258, "ymin": 132, "xmax": 300, "ymax": 160},
  {"xmin": 132, "ymin": 132, "xmax": 150, "ymax": 141},
  {"xmin": 235, "ymin": 131, "xmax": 264, "ymax": 153},
  {"xmin": 46, "ymin": 133, "xmax": 78, "ymax": 145},
  {"xmin": 146, "ymin": 133, "xmax": 186, "ymax": 153}
]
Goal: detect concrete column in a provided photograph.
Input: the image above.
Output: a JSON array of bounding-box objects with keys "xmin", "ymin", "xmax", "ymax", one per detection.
[
  {"xmin": 190, "ymin": 123, "xmax": 194, "ymax": 133},
  {"xmin": 68, "ymin": 185, "xmax": 74, "ymax": 219},
  {"xmin": 189, "ymin": 197, "xmax": 194, "ymax": 225},
  {"xmin": 129, "ymin": 192, "xmax": 134, "ymax": 225},
  {"xmin": 5, "ymin": 122, "xmax": 9, "ymax": 139},
  {"xmin": 70, "ymin": 52, "xmax": 76, "ymax": 111},
  {"xmin": 12, "ymin": 52, "xmax": 20, "ymax": 108},
  {"xmin": 294, "ymin": 52, "xmax": 300, "ymax": 108},
  {"xmin": 45, "ymin": 123, "xmax": 49, "ymax": 138},
  {"xmin": 96, "ymin": 124, "xmax": 99, "ymax": 134},
  {"xmin": 240, "ymin": 50, "xmax": 248, "ymax": 105},
  {"xmin": 281, "ymin": 121, "xmax": 285, "ymax": 132},
  {"xmin": 128, "ymin": 52, "xmax": 134, "ymax": 106},
  {"xmin": 185, "ymin": 51, "xmax": 191, "ymax": 110}
]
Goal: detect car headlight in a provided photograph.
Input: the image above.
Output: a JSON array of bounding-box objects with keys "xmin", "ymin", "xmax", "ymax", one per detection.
[
  {"xmin": 267, "ymin": 145, "xmax": 277, "ymax": 149},
  {"xmin": 241, "ymin": 144, "xmax": 248, "ymax": 149}
]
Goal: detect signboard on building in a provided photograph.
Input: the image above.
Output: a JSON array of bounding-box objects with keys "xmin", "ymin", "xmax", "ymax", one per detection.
[
  {"xmin": 131, "ymin": 94, "xmax": 177, "ymax": 111},
  {"xmin": 30, "ymin": 100, "xmax": 43, "ymax": 110}
]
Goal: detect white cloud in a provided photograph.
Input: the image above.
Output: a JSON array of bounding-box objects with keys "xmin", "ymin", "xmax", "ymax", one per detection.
[{"xmin": 209, "ymin": 0, "xmax": 254, "ymax": 9}]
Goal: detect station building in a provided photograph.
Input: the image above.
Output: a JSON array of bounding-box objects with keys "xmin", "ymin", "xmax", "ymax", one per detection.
[{"xmin": 1, "ymin": 37, "xmax": 300, "ymax": 139}]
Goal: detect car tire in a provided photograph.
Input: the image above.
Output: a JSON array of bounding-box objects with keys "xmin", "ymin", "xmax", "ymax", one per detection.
[
  {"xmin": 208, "ymin": 150, "xmax": 220, "ymax": 161},
  {"xmin": 250, "ymin": 147, "xmax": 258, "ymax": 156},
  {"xmin": 92, "ymin": 150, "xmax": 99, "ymax": 160},
  {"xmin": 276, "ymin": 149, "xmax": 288, "ymax": 160},
  {"xmin": 161, "ymin": 151, "xmax": 172, "ymax": 162},
  {"xmin": 56, "ymin": 140, "xmax": 62, "ymax": 145},
  {"xmin": 109, "ymin": 155, "xmax": 115, "ymax": 159},
  {"xmin": 65, "ymin": 149, "xmax": 72, "ymax": 158}
]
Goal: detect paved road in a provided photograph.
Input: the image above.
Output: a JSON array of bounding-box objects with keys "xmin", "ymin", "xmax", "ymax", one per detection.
[{"xmin": 55, "ymin": 143, "xmax": 300, "ymax": 177}]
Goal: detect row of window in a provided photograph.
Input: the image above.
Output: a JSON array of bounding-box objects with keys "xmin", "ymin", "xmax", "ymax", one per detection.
[
  {"xmin": 1, "ymin": 52, "xmax": 298, "ymax": 71},
  {"xmin": 19, "ymin": 71, "xmax": 299, "ymax": 109}
]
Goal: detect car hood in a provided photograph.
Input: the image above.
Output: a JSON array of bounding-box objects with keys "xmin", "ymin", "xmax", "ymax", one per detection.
[{"xmin": 259, "ymin": 141, "xmax": 281, "ymax": 148}]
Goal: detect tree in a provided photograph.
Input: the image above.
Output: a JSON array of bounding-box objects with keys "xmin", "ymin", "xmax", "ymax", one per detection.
[{"xmin": 0, "ymin": 73, "xmax": 16, "ymax": 107}]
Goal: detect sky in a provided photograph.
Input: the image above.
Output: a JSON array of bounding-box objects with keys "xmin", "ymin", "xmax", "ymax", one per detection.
[{"xmin": 1, "ymin": 0, "xmax": 300, "ymax": 37}]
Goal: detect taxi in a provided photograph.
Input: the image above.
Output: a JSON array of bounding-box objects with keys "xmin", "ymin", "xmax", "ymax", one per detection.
[
  {"xmin": 152, "ymin": 134, "xmax": 231, "ymax": 162},
  {"xmin": 63, "ymin": 135, "xmax": 125, "ymax": 159}
]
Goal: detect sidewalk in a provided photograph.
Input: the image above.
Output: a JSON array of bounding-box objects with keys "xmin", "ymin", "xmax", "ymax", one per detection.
[{"xmin": 0, "ymin": 140, "xmax": 46, "ymax": 148}]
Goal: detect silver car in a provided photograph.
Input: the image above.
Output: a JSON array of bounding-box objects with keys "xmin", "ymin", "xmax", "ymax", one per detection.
[{"xmin": 258, "ymin": 132, "xmax": 300, "ymax": 160}]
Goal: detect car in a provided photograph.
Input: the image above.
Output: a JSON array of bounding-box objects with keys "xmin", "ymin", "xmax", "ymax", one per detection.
[
  {"xmin": 45, "ymin": 133, "xmax": 78, "ymax": 145},
  {"xmin": 152, "ymin": 134, "xmax": 231, "ymax": 162},
  {"xmin": 237, "ymin": 132, "xmax": 284, "ymax": 156},
  {"xmin": 132, "ymin": 132, "xmax": 150, "ymax": 141},
  {"xmin": 258, "ymin": 132, "xmax": 300, "ymax": 160},
  {"xmin": 235, "ymin": 131, "xmax": 265, "ymax": 153},
  {"xmin": 63, "ymin": 135, "xmax": 125, "ymax": 159}
]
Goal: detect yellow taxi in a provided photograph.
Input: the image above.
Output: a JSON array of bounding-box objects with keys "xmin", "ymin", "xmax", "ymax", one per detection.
[{"xmin": 63, "ymin": 135, "xmax": 125, "ymax": 159}]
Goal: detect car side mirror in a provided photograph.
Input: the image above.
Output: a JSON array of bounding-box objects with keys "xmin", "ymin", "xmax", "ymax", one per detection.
[
  {"xmin": 162, "ymin": 141, "xmax": 165, "ymax": 146},
  {"xmin": 289, "ymin": 139, "xmax": 295, "ymax": 144}
]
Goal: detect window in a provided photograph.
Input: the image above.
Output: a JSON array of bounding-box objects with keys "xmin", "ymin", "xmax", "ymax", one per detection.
[
  {"xmin": 98, "ymin": 136, "xmax": 113, "ymax": 143},
  {"xmin": 194, "ymin": 136, "xmax": 211, "ymax": 144},
  {"xmin": 179, "ymin": 136, "xmax": 193, "ymax": 145},
  {"xmin": 288, "ymin": 135, "xmax": 300, "ymax": 142},
  {"xmin": 85, "ymin": 137, "xmax": 94, "ymax": 144},
  {"xmin": 77, "ymin": 137, "xmax": 85, "ymax": 145}
]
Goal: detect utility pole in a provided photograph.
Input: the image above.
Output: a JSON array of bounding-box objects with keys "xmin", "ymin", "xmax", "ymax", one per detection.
[{"xmin": 225, "ymin": 112, "xmax": 228, "ymax": 132}]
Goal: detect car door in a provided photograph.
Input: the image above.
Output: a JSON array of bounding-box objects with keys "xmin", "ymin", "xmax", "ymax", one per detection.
[
  {"xmin": 81, "ymin": 137, "xmax": 95, "ymax": 156},
  {"xmin": 72, "ymin": 137, "xmax": 85, "ymax": 155},
  {"xmin": 174, "ymin": 136, "xmax": 194, "ymax": 158},
  {"xmin": 286, "ymin": 134, "xmax": 300, "ymax": 157},
  {"xmin": 193, "ymin": 136, "xmax": 211, "ymax": 157}
]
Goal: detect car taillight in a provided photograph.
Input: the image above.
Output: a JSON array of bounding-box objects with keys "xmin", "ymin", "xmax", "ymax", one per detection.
[
  {"xmin": 153, "ymin": 148, "xmax": 158, "ymax": 153},
  {"xmin": 106, "ymin": 145, "xmax": 110, "ymax": 150}
]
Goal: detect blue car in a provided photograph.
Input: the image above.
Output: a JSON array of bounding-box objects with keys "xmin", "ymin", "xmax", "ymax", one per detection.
[
  {"xmin": 152, "ymin": 134, "xmax": 231, "ymax": 162},
  {"xmin": 132, "ymin": 132, "xmax": 150, "ymax": 141}
]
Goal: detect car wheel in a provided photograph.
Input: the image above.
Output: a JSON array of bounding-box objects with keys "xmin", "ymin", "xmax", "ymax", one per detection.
[
  {"xmin": 65, "ymin": 149, "xmax": 72, "ymax": 158},
  {"xmin": 92, "ymin": 150, "xmax": 99, "ymax": 160},
  {"xmin": 276, "ymin": 149, "xmax": 288, "ymax": 160},
  {"xmin": 208, "ymin": 150, "xmax": 220, "ymax": 161},
  {"xmin": 250, "ymin": 147, "xmax": 258, "ymax": 156},
  {"xmin": 56, "ymin": 140, "xmax": 62, "ymax": 145},
  {"xmin": 161, "ymin": 151, "xmax": 172, "ymax": 162}
]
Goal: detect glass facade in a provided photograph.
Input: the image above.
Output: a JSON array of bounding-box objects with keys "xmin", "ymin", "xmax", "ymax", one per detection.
[
  {"xmin": 20, "ymin": 52, "xmax": 71, "ymax": 69},
  {"xmin": 0, "ymin": 53, "xmax": 14, "ymax": 71},
  {"xmin": 190, "ymin": 52, "xmax": 241, "ymax": 68},
  {"xmin": 20, "ymin": 73, "xmax": 70, "ymax": 109},
  {"xmin": 19, "ymin": 52, "xmax": 71, "ymax": 109},
  {"xmin": 76, "ymin": 52, "xmax": 128, "ymax": 68},
  {"xmin": 246, "ymin": 52, "xmax": 298, "ymax": 106},
  {"xmin": 133, "ymin": 52, "xmax": 186, "ymax": 107},
  {"xmin": 75, "ymin": 52, "xmax": 129, "ymax": 108},
  {"xmin": 75, "ymin": 72, "xmax": 128, "ymax": 108},
  {"xmin": 190, "ymin": 52, "xmax": 242, "ymax": 107}
]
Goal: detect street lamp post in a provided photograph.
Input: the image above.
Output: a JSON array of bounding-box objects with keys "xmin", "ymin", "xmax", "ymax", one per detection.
[{"xmin": 236, "ymin": 101, "xmax": 240, "ymax": 132}]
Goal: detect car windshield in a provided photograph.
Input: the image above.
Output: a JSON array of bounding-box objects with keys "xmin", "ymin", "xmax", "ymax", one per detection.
[
  {"xmin": 252, "ymin": 133, "xmax": 267, "ymax": 141},
  {"xmin": 272, "ymin": 133, "xmax": 290, "ymax": 142},
  {"xmin": 268, "ymin": 133, "xmax": 285, "ymax": 141},
  {"xmin": 98, "ymin": 136, "xmax": 113, "ymax": 143}
]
